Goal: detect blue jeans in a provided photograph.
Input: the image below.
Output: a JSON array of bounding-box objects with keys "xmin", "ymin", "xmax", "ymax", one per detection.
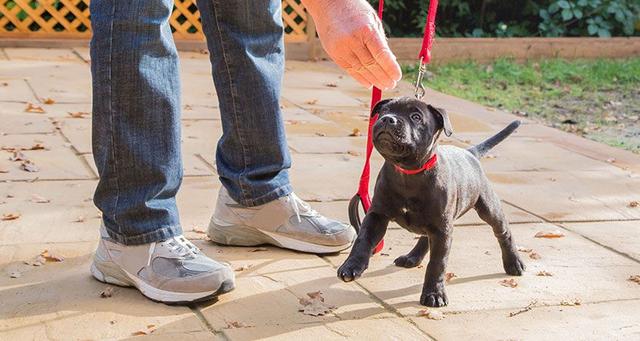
[{"xmin": 90, "ymin": 0, "xmax": 292, "ymax": 245}]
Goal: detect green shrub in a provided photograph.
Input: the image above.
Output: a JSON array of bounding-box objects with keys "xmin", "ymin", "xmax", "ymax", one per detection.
[{"xmin": 369, "ymin": 0, "xmax": 640, "ymax": 37}]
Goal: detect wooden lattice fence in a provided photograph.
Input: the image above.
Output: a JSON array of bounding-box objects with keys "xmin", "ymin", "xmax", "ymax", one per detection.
[{"xmin": 0, "ymin": 0, "xmax": 310, "ymax": 42}]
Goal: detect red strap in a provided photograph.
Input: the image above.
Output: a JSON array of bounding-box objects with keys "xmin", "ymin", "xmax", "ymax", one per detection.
[
  {"xmin": 418, "ymin": 0, "xmax": 439, "ymax": 64},
  {"xmin": 394, "ymin": 154, "xmax": 437, "ymax": 175}
]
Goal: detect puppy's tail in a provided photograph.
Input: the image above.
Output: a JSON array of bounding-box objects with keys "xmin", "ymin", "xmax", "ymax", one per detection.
[{"xmin": 467, "ymin": 120, "xmax": 521, "ymax": 158}]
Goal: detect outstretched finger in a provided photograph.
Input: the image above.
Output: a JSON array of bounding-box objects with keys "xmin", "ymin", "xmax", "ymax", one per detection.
[{"xmin": 364, "ymin": 33, "xmax": 402, "ymax": 83}]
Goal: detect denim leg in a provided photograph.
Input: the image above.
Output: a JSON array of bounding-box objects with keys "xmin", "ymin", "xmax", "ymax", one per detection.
[
  {"xmin": 196, "ymin": 0, "xmax": 292, "ymax": 207},
  {"xmin": 91, "ymin": 0, "xmax": 183, "ymax": 245}
]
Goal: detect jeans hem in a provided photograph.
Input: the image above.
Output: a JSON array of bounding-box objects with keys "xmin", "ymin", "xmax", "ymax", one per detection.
[
  {"xmin": 236, "ymin": 183, "xmax": 292, "ymax": 207},
  {"xmin": 104, "ymin": 223, "xmax": 183, "ymax": 246}
]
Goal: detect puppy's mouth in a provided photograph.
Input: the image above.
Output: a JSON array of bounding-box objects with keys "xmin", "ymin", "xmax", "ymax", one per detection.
[{"xmin": 373, "ymin": 130, "xmax": 407, "ymax": 157}]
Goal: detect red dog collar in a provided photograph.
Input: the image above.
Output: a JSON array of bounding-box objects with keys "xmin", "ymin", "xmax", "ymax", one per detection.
[{"xmin": 394, "ymin": 154, "xmax": 438, "ymax": 175}]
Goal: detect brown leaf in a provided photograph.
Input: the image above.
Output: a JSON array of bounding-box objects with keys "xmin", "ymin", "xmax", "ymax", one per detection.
[
  {"xmin": 43, "ymin": 98, "xmax": 56, "ymax": 105},
  {"xmin": 234, "ymin": 264, "xmax": 253, "ymax": 272},
  {"xmin": 9, "ymin": 151, "xmax": 27, "ymax": 162},
  {"xmin": 499, "ymin": 278, "xmax": 518, "ymax": 288},
  {"xmin": 20, "ymin": 160, "xmax": 39, "ymax": 172},
  {"xmin": 314, "ymin": 132, "xmax": 326, "ymax": 137},
  {"xmin": 2, "ymin": 212, "xmax": 20, "ymax": 221},
  {"xmin": 24, "ymin": 255, "xmax": 46, "ymax": 266},
  {"xmin": 8, "ymin": 270, "xmax": 22, "ymax": 278},
  {"xmin": 250, "ymin": 247, "xmax": 268, "ymax": 252},
  {"xmin": 508, "ymin": 300, "xmax": 537, "ymax": 317},
  {"xmin": 225, "ymin": 321, "xmax": 251, "ymax": 329},
  {"xmin": 192, "ymin": 227, "xmax": 206, "ymax": 234},
  {"xmin": 27, "ymin": 143, "xmax": 46, "ymax": 151},
  {"xmin": 324, "ymin": 83, "xmax": 338, "ymax": 88},
  {"xmin": 68, "ymin": 111, "xmax": 90, "ymax": 119},
  {"xmin": 40, "ymin": 250, "xmax": 64, "ymax": 262},
  {"xmin": 628, "ymin": 275, "xmax": 640, "ymax": 284},
  {"xmin": 537, "ymin": 270, "xmax": 553, "ymax": 277},
  {"xmin": 298, "ymin": 291, "xmax": 335, "ymax": 316},
  {"xmin": 0, "ymin": 168, "xmax": 8, "ymax": 174},
  {"xmin": 131, "ymin": 331, "xmax": 149, "ymax": 336},
  {"xmin": 560, "ymin": 298, "xmax": 581, "ymax": 306},
  {"xmin": 305, "ymin": 99, "xmax": 318, "ymax": 105},
  {"xmin": 529, "ymin": 252, "xmax": 542, "ymax": 260},
  {"xmin": 31, "ymin": 194, "xmax": 50, "ymax": 203},
  {"xmin": 534, "ymin": 230, "xmax": 565, "ymax": 239},
  {"xmin": 417, "ymin": 309, "xmax": 445, "ymax": 320},
  {"xmin": 100, "ymin": 286, "xmax": 114, "ymax": 298},
  {"xmin": 349, "ymin": 128, "xmax": 361, "ymax": 137},
  {"xmin": 346, "ymin": 150, "xmax": 361, "ymax": 157},
  {"xmin": 73, "ymin": 216, "xmax": 86, "ymax": 223},
  {"xmin": 25, "ymin": 103, "xmax": 45, "ymax": 113},
  {"xmin": 445, "ymin": 272, "xmax": 457, "ymax": 283},
  {"xmin": 628, "ymin": 201, "xmax": 639, "ymax": 208},
  {"xmin": 517, "ymin": 246, "xmax": 533, "ymax": 253}
]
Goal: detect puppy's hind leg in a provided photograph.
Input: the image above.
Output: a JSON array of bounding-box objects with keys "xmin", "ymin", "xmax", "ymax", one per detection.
[
  {"xmin": 394, "ymin": 236, "xmax": 429, "ymax": 268},
  {"xmin": 475, "ymin": 189, "xmax": 525, "ymax": 276}
]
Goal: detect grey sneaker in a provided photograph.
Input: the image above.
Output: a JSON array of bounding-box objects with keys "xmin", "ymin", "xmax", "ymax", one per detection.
[
  {"xmin": 208, "ymin": 187, "xmax": 356, "ymax": 253},
  {"xmin": 91, "ymin": 226, "xmax": 235, "ymax": 304}
]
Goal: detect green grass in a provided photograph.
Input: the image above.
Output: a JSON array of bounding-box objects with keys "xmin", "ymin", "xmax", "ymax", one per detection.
[{"xmin": 403, "ymin": 58, "xmax": 640, "ymax": 152}]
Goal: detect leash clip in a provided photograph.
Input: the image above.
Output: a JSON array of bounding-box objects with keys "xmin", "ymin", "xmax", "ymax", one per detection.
[{"xmin": 414, "ymin": 57, "xmax": 427, "ymax": 99}]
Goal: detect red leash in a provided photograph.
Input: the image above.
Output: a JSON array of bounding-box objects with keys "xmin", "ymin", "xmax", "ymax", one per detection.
[{"xmin": 348, "ymin": 0, "xmax": 439, "ymax": 254}]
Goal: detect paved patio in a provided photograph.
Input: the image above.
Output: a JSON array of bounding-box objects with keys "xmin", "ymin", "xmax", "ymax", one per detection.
[{"xmin": 1, "ymin": 47, "xmax": 639, "ymax": 340}]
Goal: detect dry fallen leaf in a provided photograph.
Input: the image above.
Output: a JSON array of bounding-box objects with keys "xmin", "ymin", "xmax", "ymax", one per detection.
[
  {"xmin": 8, "ymin": 270, "xmax": 22, "ymax": 279},
  {"xmin": 628, "ymin": 275, "xmax": 640, "ymax": 285},
  {"xmin": 499, "ymin": 278, "xmax": 518, "ymax": 288},
  {"xmin": 606, "ymin": 158, "xmax": 616, "ymax": 163},
  {"xmin": 529, "ymin": 252, "xmax": 542, "ymax": 260},
  {"xmin": 43, "ymin": 98, "xmax": 55, "ymax": 105},
  {"xmin": 325, "ymin": 83, "xmax": 338, "ymax": 88},
  {"xmin": 234, "ymin": 264, "xmax": 253, "ymax": 272},
  {"xmin": 250, "ymin": 247, "xmax": 268, "ymax": 252},
  {"xmin": 305, "ymin": 99, "xmax": 318, "ymax": 105},
  {"xmin": 349, "ymin": 128, "xmax": 361, "ymax": 137},
  {"xmin": 0, "ymin": 168, "xmax": 8, "ymax": 174},
  {"xmin": 28, "ymin": 143, "xmax": 46, "ymax": 151},
  {"xmin": 517, "ymin": 246, "xmax": 533, "ymax": 253},
  {"xmin": 9, "ymin": 151, "xmax": 27, "ymax": 162},
  {"xmin": 73, "ymin": 216, "xmax": 86, "ymax": 223},
  {"xmin": 225, "ymin": 321, "xmax": 252, "ymax": 329},
  {"xmin": 535, "ymin": 230, "xmax": 565, "ymax": 239},
  {"xmin": 346, "ymin": 150, "xmax": 361, "ymax": 156},
  {"xmin": 31, "ymin": 194, "xmax": 50, "ymax": 203},
  {"xmin": 298, "ymin": 291, "xmax": 336, "ymax": 316},
  {"xmin": 560, "ymin": 298, "xmax": 581, "ymax": 306},
  {"xmin": 628, "ymin": 201, "xmax": 639, "ymax": 208},
  {"xmin": 537, "ymin": 270, "xmax": 553, "ymax": 276},
  {"xmin": 25, "ymin": 103, "xmax": 45, "ymax": 113},
  {"xmin": 1, "ymin": 212, "xmax": 20, "ymax": 221},
  {"xmin": 20, "ymin": 160, "xmax": 39, "ymax": 172},
  {"xmin": 192, "ymin": 227, "xmax": 206, "ymax": 234},
  {"xmin": 314, "ymin": 132, "xmax": 326, "ymax": 137},
  {"xmin": 24, "ymin": 255, "xmax": 46, "ymax": 266},
  {"xmin": 68, "ymin": 111, "xmax": 90, "ymax": 119},
  {"xmin": 40, "ymin": 250, "xmax": 64, "ymax": 262},
  {"xmin": 508, "ymin": 300, "xmax": 537, "ymax": 317},
  {"xmin": 445, "ymin": 272, "xmax": 457, "ymax": 283},
  {"xmin": 100, "ymin": 286, "xmax": 114, "ymax": 298},
  {"xmin": 417, "ymin": 309, "xmax": 445, "ymax": 320}
]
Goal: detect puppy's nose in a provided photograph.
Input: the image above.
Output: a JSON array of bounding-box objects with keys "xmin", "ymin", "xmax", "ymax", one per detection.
[{"xmin": 380, "ymin": 115, "xmax": 397, "ymax": 125}]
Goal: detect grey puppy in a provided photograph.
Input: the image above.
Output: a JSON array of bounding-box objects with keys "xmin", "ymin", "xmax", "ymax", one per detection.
[{"xmin": 337, "ymin": 96, "xmax": 525, "ymax": 307}]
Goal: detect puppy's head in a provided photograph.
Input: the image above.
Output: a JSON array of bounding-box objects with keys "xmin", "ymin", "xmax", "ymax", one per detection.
[{"xmin": 371, "ymin": 97, "xmax": 452, "ymax": 168}]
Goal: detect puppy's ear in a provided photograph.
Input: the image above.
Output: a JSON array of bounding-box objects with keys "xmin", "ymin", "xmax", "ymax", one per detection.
[
  {"xmin": 427, "ymin": 105, "xmax": 453, "ymax": 137},
  {"xmin": 371, "ymin": 99, "xmax": 392, "ymax": 117}
]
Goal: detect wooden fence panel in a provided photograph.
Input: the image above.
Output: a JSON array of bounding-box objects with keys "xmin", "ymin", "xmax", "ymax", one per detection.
[{"xmin": 0, "ymin": 0, "xmax": 309, "ymax": 41}]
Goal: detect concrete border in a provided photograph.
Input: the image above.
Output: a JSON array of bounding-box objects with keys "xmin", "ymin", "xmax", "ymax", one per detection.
[{"xmin": 1, "ymin": 37, "xmax": 638, "ymax": 62}]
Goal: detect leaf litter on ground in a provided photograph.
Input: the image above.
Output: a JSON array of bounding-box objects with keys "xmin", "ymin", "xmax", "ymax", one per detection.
[
  {"xmin": 100, "ymin": 286, "xmax": 114, "ymax": 298},
  {"xmin": 628, "ymin": 275, "xmax": 640, "ymax": 285},
  {"xmin": 1, "ymin": 212, "xmax": 20, "ymax": 221},
  {"xmin": 499, "ymin": 278, "xmax": 518, "ymax": 288},
  {"xmin": 298, "ymin": 291, "xmax": 336, "ymax": 316},
  {"xmin": 25, "ymin": 103, "xmax": 45, "ymax": 113},
  {"xmin": 31, "ymin": 194, "xmax": 50, "ymax": 203},
  {"xmin": 417, "ymin": 309, "xmax": 445, "ymax": 320},
  {"xmin": 508, "ymin": 300, "xmax": 538, "ymax": 317},
  {"xmin": 535, "ymin": 230, "xmax": 565, "ymax": 238}
]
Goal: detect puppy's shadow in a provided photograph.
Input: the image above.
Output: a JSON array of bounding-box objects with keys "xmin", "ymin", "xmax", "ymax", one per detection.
[{"xmin": 448, "ymin": 272, "xmax": 507, "ymax": 285}]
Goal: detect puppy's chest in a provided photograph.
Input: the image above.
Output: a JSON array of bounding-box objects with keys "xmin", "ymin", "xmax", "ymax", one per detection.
[{"xmin": 390, "ymin": 199, "xmax": 434, "ymax": 234}]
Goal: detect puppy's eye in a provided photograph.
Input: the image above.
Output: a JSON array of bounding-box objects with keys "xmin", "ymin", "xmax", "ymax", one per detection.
[{"xmin": 410, "ymin": 113, "xmax": 422, "ymax": 121}]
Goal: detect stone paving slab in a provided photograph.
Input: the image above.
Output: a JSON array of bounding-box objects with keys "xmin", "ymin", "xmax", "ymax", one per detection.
[
  {"xmin": 563, "ymin": 221, "xmax": 640, "ymax": 261},
  {"xmin": 0, "ymin": 133, "xmax": 94, "ymax": 181},
  {"xmin": 0, "ymin": 114, "xmax": 56, "ymax": 135},
  {"xmin": 3, "ymin": 48, "xmax": 84, "ymax": 62},
  {"xmin": 0, "ymin": 78, "xmax": 39, "ymax": 103},
  {"xmin": 325, "ymin": 223, "xmax": 640, "ymax": 314},
  {"xmin": 489, "ymin": 169, "xmax": 640, "ymax": 221}
]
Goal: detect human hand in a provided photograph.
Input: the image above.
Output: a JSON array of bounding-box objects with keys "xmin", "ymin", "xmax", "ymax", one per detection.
[{"xmin": 302, "ymin": 0, "xmax": 402, "ymax": 90}]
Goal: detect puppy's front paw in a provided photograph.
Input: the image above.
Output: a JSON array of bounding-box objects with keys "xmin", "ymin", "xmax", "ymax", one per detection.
[
  {"xmin": 337, "ymin": 258, "xmax": 367, "ymax": 282},
  {"xmin": 420, "ymin": 287, "xmax": 448, "ymax": 307},
  {"xmin": 394, "ymin": 254, "xmax": 423, "ymax": 268},
  {"xmin": 504, "ymin": 253, "xmax": 526, "ymax": 276}
]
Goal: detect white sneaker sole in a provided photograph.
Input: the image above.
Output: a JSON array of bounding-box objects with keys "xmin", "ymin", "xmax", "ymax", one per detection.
[
  {"xmin": 209, "ymin": 219, "xmax": 354, "ymax": 254},
  {"xmin": 90, "ymin": 262, "xmax": 234, "ymax": 304}
]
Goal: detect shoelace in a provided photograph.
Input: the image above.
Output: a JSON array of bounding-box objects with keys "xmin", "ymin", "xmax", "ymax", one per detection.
[{"xmin": 285, "ymin": 193, "xmax": 318, "ymax": 223}]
